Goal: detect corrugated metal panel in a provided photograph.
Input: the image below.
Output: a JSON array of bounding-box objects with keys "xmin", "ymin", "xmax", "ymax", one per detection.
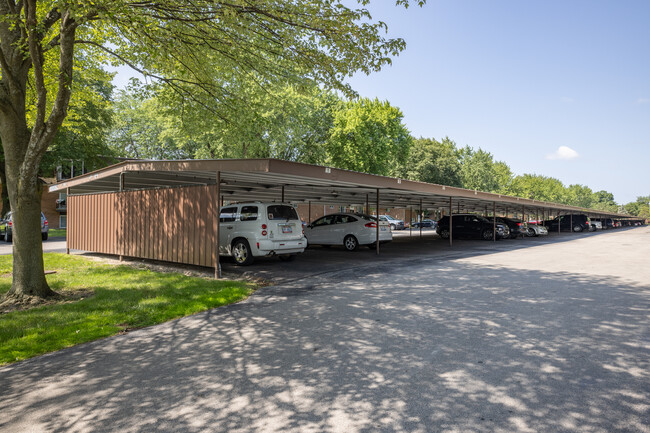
[{"xmin": 68, "ymin": 185, "xmax": 216, "ymax": 267}]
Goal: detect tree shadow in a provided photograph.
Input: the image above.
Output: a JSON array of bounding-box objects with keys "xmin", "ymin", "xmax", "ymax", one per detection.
[{"xmin": 0, "ymin": 257, "xmax": 648, "ymax": 432}]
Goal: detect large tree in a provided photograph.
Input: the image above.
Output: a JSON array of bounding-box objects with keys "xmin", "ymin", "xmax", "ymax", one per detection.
[
  {"xmin": 326, "ymin": 97, "xmax": 412, "ymax": 176},
  {"xmin": 0, "ymin": 0, "xmax": 424, "ymax": 300},
  {"xmin": 400, "ymin": 137, "xmax": 462, "ymax": 187}
]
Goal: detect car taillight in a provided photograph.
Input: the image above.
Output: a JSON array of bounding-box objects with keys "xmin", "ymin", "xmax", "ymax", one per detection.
[
  {"xmin": 7, "ymin": 221, "xmax": 11, "ymax": 227},
  {"xmin": 365, "ymin": 222, "xmax": 377, "ymax": 228},
  {"xmin": 517, "ymin": 222, "xmax": 521, "ymax": 227},
  {"xmin": 44, "ymin": 220, "xmax": 48, "ymax": 225}
]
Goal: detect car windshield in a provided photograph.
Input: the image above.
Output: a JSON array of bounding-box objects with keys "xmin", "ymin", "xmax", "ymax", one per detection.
[
  {"xmin": 475, "ymin": 216, "xmax": 490, "ymax": 223},
  {"xmin": 267, "ymin": 205, "xmax": 299, "ymax": 220}
]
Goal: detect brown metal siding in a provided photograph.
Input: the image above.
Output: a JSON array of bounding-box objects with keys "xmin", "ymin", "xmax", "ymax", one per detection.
[{"xmin": 68, "ymin": 185, "xmax": 216, "ymax": 267}]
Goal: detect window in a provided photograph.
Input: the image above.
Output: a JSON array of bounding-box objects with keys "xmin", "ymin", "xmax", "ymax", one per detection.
[
  {"xmin": 60, "ymin": 215, "xmax": 67, "ymax": 229},
  {"xmin": 313, "ymin": 216, "xmax": 335, "ymax": 227},
  {"xmin": 219, "ymin": 207, "xmax": 238, "ymax": 222},
  {"xmin": 267, "ymin": 205, "xmax": 299, "ymax": 220},
  {"xmin": 337, "ymin": 215, "xmax": 356, "ymax": 224},
  {"xmin": 240, "ymin": 206, "xmax": 258, "ymax": 221}
]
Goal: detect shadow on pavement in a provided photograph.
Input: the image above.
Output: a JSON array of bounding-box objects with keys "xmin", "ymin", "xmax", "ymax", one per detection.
[{"xmin": 0, "ymin": 255, "xmax": 648, "ymax": 432}]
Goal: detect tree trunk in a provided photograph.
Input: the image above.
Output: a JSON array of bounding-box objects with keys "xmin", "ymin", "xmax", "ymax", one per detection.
[
  {"xmin": 2, "ymin": 131, "xmax": 55, "ymax": 299},
  {"xmin": 0, "ymin": 160, "xmax": 9, "ymax": 217}
]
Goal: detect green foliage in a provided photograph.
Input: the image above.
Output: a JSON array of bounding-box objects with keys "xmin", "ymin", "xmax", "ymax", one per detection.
[
  {"xmin": 326, "ymin": 98, "xmax": 412, "ymax": 176},
  {"xmin": 110, "ymin": 90, "xmax": 194, "ymax": 160},
  {"xmin": 400, "ymin": 137, "xmax": 462, "ymax": 186},
  {"xmin": 41, "ymin": 69, "xmax": 117, "ymax": 175},
  {"xmin": 623, "ymin": 196, "xmax": 650, "ymax": 219},
  {"xmin": 507, "ymin": 174, "xmax": 567, "ymax": 203},
  {"xmin": 0, "ymin": 254, "xmax": 254, "ymax": 364},
  {"xmin": 458, "ymin": 146, "xmax": 507, "ymax": 193},
  {"xmin": 564, "ymin": 184, "xmax": 594, "ymax": 208}
]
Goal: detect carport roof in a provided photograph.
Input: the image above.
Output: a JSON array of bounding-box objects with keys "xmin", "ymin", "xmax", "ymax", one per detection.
[{"xmin": 49, "ymin": 158, "xmax": 631, "ymax": 218}]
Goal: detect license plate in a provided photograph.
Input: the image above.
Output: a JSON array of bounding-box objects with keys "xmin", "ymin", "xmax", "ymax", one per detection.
[
  {"xmin": 281, "ymin": 225, "xmax": 292, "ymax": 233},
  {"xmin": 380, "ymin": 227, "xmax": 387, "ymax": 231}
]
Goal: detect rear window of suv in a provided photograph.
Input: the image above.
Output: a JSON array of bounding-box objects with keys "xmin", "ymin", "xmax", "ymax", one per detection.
[{"xmin": 267, "ymin": 205, "xmax": 299, "ymax": 220}]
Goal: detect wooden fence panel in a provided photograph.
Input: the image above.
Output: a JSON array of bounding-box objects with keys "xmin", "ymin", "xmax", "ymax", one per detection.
[{"xmin": 68, "ymin": 185, "xmax": 216, "ymax": 267}]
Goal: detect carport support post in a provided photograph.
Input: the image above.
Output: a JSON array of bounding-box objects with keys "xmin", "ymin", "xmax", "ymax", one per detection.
[
  {"xmin": 493, "ymin": 201, "xmax": 496, "ymax": 241},
  {"xmin": 558, "ymin": 211, "xmax": 561, "ymax": 235},
  {"xmin": 570, "ymin": 213, "xmax": 573, "ymax": 233},
  {"xmin": 365, "ymin": 194, "xmax": 369, "ymax": 215},
  {"xmin": 308, "ymin": 201, "xmax": 311, "ymax": 224},
  {"xmin": 281, "ymin": 185, "xmax": 285, "ymax": 203},
  {"xmin": 214, "ymin": 171, "xmax": 221, "ymax": 279},
  {"xmin": 409, "ymin": 206, "xmax": 413, "ymax": 236},
  {"xmin": 118, "ymin": 173, "xmax": 124, "ymax": 261},
  {"xmin": 419, "ymin": 198, "xmax": 423, "ymax": 239},
  {"xmin": 449, "ymin": 197, "xmax": 453, "ymax": 247},
  {"xmin": 376, "ymin": 189, "xmax": 380, "ymax": 255},
  {"xmin": 65, "ymin": 187, "xmax": 70, "ymax": 255}
]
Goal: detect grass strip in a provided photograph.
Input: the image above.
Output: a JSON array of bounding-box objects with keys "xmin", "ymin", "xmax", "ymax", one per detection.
[
  {"xmin": 47, "ymin": 228, "xmax": 66, "ymax": 238},
  {"xmin": 0, "ymin": 253, "xmax": 255, "ymax": 365}
]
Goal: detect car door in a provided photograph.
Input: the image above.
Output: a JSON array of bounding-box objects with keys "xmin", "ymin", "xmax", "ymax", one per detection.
[
  {"xmin": 219, "ymin": 206, "xmax": 239, "ymax": 254},
  {"xmin": 306, "ymin": 215, "xmax": 334, "ymax": 244},
  {"xmin": 469, "ymin": 216, "xmax": 484, "ymax": 238}
]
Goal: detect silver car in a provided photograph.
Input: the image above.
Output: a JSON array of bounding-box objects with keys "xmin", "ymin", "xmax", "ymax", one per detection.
[
  {"xmin": 0, "ymin": 211, "xmax": 49, "ymax": 242},
  {"xmin": 525, "ymin": 223, "xmax": 549, "ymax": 237}
]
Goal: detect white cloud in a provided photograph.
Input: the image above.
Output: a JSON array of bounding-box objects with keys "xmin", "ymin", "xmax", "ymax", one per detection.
[{"xmin": 546, "ymin": 146, "xmax": 579, "ymax": 160}]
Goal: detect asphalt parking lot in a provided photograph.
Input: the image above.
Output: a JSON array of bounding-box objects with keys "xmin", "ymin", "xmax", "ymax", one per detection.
[{"xmin": 1, "ymin": 226, "xmax": 648, "ymax": 432}]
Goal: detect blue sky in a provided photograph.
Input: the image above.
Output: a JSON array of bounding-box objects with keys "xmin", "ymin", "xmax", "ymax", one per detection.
[
  {"xmin": 344, "ymin": 0, "xmax": 649, "ymax": 204},
  {"xmin": 111, "ymin": 1, "xmax": 649, "ymax": 204}
]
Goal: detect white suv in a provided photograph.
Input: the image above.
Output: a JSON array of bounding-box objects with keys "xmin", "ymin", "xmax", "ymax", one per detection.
[{"xmin": 219, "ymin": 202, "xmax": 307, "ymax": 265}]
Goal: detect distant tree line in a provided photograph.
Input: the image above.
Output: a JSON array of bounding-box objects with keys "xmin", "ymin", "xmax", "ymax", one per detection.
[{"xmin": 30, "ymin": 76, "xmax": 647, "ymax": 218}]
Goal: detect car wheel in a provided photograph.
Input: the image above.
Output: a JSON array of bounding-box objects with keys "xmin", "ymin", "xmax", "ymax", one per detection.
[
  {"xmin": 231, "ymin": 239, "xmax": 253, "ymax": 266},
  {"xmin": 482, "ymin": 229, "xmax": 494, "ymax": 240},
  {"xmin": 343, "ymin": 235, "xmax": 358, "ymax": 251},
  {"xmin": 527, "ymin": 227, "xmax": 535, "ymax": 237},
  {"xmin": 42, "ymin": 232, "xmax": 48, "ymax": 241},
  {"xmin": 5, "ymin": 231, "xmax": 11, "ymax": 242},
  {"xmin": 439, "ymin": 229, "xmax": 449, "ymax": 239},
  {"xmin": 390, "ymin": 224, "xmax": 396, "ymax": 231},
  {"xmin": 573, "ymin": 225, "xmax": 583, "ymax": 232},
  {"xmin": 279, "ymin": 254, "xmax": 295, "ymax": 262}
]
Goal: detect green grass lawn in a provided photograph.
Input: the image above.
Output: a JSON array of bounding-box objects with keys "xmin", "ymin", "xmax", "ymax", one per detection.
[
  {"xmin": 0, "ymin": 253, "xmax": 255, "ymax": 365},
  {"xmin": 48, "ymin": 228, "xmax": 66, "ymax": 237}
]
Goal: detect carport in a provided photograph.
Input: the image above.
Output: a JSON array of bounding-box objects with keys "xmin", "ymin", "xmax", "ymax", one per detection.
[{"xmin": 49, "ymin": 158, "xmax": 632, "ymax": 277}]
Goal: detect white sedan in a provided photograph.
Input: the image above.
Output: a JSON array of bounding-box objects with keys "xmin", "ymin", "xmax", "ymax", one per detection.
[{"xmin": 305, "ymin": 213, "xmax": 392, "ymax": 251}]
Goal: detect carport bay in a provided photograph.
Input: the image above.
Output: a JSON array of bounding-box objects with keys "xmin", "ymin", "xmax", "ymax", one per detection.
[{"xmin": 49, "ymin": 158, "xmax": 633, "ymax": 276}]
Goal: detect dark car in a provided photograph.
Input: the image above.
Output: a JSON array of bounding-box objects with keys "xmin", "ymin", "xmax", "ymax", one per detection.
[
  {"xmin": 543, "ymin": 214, "xmax": 590, "ymax": 232},
  {"xmin": 412, "ymin": 218, "xmax": 436, "ymax": 228},
  {"xmin": 0, "ymin": 211, "xmax": 49, "ymax": 242},
  {"xmin": 436, "ymin": 214, "xmax": 510, "ymax": 240},
  {"xmin": 495, "ymin": 217, "xmax": 526, "ymax": 239}
]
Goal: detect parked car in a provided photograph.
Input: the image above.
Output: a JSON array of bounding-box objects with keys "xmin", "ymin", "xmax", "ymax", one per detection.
[
  {"xmin": 218, "ymin": 202, "xmax": 306, "ymax": 265},
  {"xmin": 377, "ymin": 215, "xmax": 405, "ymax": 231},
  {"xmin": 590, "ymin": 218, "xmax": 613, "ymax": 230},
  {"xmin": 543, "ymin": 214, "xmax": 591, "ymax": 232},
  {"xmin": 590, "ymin": 220, "xmax": 602, "ymax": 231},
  {"xmin": 525, "ymin": 223, "xmax": 549, "ymax": 237},
  {"xmin": 305, "ymin": 213, "xmax": 392, "ymax": 251},
  {"xmin": 495, "ymin": 217, "xmax": 526, "ymax": 239},
  {"xmin": 436, "ymin": 214, "xmax": 510, "ymax": 240},
  {"xmin": 412, "ymin": 218, "xmax": 437, "ymax": 229},
  {"xmin": 0, "ymin": 211, "xmax": 49, "ymax": 242}
]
